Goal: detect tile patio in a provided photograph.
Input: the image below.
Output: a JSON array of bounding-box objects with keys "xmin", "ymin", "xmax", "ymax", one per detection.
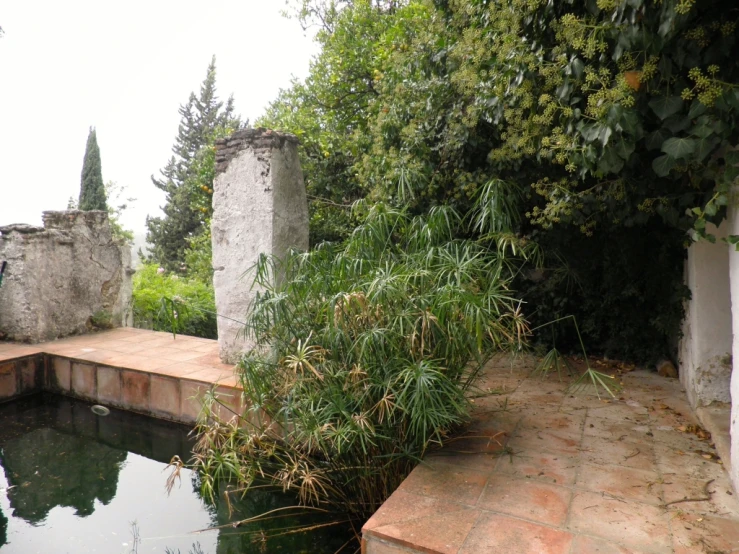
[{"xmin": 363, "ymin": 356, "xmax": 739, "ymax": 554}]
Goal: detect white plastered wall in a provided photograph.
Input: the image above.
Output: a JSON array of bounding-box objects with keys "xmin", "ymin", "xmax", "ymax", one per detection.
[
  {"xmin": 728, "ymin": 200, "xmax": 739, "ymax": 492},
  {"xmin": 680, "ymin": 221, "xmax": 733, "ymax": 408}
]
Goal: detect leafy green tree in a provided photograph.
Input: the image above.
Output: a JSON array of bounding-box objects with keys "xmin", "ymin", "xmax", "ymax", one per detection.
[
  {"xmin": 146, "ymin": 56, "xmax": 240, "ymax": 270},
  {"xmin": 349, "ymin": 0, "xmax": 738, "ymax": 229},
  {"xmin": 78, "ymin": 128, "xmax": 108, "ymax": 211},
  {"xmin": 259, "ymin": 2, "xmax": 402, "ymax": 244},
  {"xmin": 263, "ymin": 0, "xmax": 739, "ymax": 362}
]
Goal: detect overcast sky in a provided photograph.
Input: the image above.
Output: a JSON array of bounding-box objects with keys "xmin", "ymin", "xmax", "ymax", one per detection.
[{"xmin": 0, "ymin": 1, "xmax": 317, "ymax": 235}]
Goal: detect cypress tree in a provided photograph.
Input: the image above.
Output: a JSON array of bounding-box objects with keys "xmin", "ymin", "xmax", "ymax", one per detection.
[
  {"xmin": 146, "ymin": 56, "xmax": 238, "ymax": 270},
  {"xmin": 78, "ymin": 127, "xmax": 107, "ymax": 211}
]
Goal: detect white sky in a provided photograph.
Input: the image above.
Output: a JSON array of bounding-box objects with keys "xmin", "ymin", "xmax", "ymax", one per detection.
[{"xmin": 0, "ymin": 1, "xmax": 317, "ymax": 235}]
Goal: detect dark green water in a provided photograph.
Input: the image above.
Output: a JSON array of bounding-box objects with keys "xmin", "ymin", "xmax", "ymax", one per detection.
[{"xmin": 0, "ymin": 394, "xmax": 352, "ymax": 554}]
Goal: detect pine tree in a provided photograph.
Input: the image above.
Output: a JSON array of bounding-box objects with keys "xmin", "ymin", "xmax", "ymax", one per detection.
[
  {"xmin": 146, "ymin": 56, "xmax": 239, "ymax": 270},
  {"xmin": 78, "ymin": 128, "xmax": 107, "ymax": 211}
]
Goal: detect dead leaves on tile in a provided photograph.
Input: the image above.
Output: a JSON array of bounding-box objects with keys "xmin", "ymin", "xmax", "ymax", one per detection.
[{"xmin": 676, "ymin": 423, "xmax": 712, "ymax": 442}]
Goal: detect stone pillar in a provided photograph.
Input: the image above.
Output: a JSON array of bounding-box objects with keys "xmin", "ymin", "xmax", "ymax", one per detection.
[
  {"xmin": 211, "ymin": 129, "xmax": 309, "ymax": 364},
  {"xmin": 679, "ymin": 221, "xmax": 733, "ymax": 407},
  {"xmin": 729, "ymin": 199, "xmax": 739, "ymax": 492},
  {"xmin": 0, "ymin": 211, "xmax": 133, "ymax": 342}
]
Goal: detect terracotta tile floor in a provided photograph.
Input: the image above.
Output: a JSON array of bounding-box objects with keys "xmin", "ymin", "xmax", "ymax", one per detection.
[
  {"xmin": 363, "ymin": 356, "xmax": 739, "ymax": 554},
  {"xmin": 0, "ymin": 327, "xmax": 239, "ymax": 387}
]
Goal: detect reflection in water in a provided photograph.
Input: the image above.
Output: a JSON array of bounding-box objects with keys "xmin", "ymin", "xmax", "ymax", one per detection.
[
  {"xmin": 0, "ymin": 394, "xmax": 351, "ymax": 553},
  {"xmin": 1, "ymin": 428, "xmax": 126, "ymax": 522}
]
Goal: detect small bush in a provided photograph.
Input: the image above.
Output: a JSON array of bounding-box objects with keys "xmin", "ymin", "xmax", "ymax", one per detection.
[{"xmin": 132, "ymin": 263, "xmax": 217, "ymax": 339}]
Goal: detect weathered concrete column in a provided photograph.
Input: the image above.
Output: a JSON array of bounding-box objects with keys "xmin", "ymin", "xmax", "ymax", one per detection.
[
  {"xmin": 211, "ymin": 129, "xmax": 309, "ymax": 364},
  {"xmin": 728, "ymin": 198, "xmax": 739, "ymax": 492},
  {"xmin": 0, "ymin": 211, "xmax": 133, "ymax": 342},
  {"xmin": 679, "ymin": 221, "xmax": 733, "ymax": 408}
]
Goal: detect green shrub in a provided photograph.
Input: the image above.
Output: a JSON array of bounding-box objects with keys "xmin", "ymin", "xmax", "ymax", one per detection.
[
  {"xmin": 132, "ymin": 263, "xmax": 217, "ymax": 339},
  {"xmin": 192, "ymin": 202, "xmax": 528, "ymax": 523}
]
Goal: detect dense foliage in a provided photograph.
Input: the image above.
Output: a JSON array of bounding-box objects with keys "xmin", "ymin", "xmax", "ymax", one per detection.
[
  {"xmin": 193, "ymin": 201, "xmax": 528, "ymax": 524},
  {"xmin": 260, "ymin": 0, "xmax": 739, "ymax": 362},
  {"xmin": 522, "ymin": 221, "xmax": 689, "ymax": 362},
  {"xmin": 146, "ymin": 57, "xmax": 240, "ymax": 271},
  {"xmin": 78, "ymin": 128, "xmax": 107, "ymax": 212},
  {"xmin": 132, "ymin": 263, "xmax": 217, "ymax": 339}
]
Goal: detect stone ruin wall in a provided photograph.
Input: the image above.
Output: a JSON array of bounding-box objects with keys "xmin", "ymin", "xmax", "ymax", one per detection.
[
  {"xmin": 212, "ymin": 128, "xmax": 309, "ymax": 363},
  {"xmin": 0, "ymin": 210, "xmax": 133, "ymax": 343}
]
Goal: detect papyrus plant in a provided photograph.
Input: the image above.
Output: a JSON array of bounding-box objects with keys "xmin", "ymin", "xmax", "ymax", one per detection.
[{"xmin": 192, "ymin": 201, "xmax": 529, "ymax": 526}]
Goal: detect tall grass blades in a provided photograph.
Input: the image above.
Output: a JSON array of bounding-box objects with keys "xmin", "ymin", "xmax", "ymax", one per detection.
[{"xmin": 191, "ymin": 201, "xmax": 528, "ymax": 528}]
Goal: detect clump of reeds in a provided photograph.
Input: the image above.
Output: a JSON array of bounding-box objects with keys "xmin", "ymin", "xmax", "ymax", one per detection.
[{"xmin": 192, "ymin": 200, "xmax": 531, "ymax": 528}]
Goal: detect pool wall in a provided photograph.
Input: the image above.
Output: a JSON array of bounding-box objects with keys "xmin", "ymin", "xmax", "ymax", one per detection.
[
  {"xmin": 0, "ymin": 355, "xmax": 45, "ymax": 400},
  {"xmin": 0, "ymin": 350, "xmax": 241, "ymax": 425}
]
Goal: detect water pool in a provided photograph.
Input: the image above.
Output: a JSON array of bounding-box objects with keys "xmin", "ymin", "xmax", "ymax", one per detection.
[{"xmin": 0, "ymin": 394, "xmax": 351, "ymax": 553}]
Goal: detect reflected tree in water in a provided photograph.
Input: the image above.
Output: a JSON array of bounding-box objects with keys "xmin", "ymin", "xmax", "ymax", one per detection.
[{"xmin": 1, "ymin": 428, "xmax": 126, "ymax": 522}]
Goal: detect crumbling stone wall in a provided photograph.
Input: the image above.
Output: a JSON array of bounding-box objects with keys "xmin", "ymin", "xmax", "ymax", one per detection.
[
  {"xmin": 212, "ymin": 128, "xmax": 309, "ymax": 363},
  {"xmin": 0, "ymin": 210, "xmax": 133, "ymax": 342}
]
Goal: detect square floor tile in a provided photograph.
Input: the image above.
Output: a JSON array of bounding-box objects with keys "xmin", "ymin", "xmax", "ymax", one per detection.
[
  {"xmin": 580, "ymin": 435, "xmax": 656, "ymax": 471},
  {"xmin": 459, "ymin": 512, "xmax": 573, "ymax": 554},
  {"xmin": 495, "ymin": 448, "xmax": 579, "ymax": 486},
  {"xmin": 363, "ymin": 489, "xmax": 470, "ymax": 532},
  {"xmin": 671, "ymin": 512, "xmax": 739, "ymax": 554},
  {"xmin": 570, "ymin": 535, "xmax": 642, "ymax": 553},
  {"xmin": 663, "ymin": 474, "xmax": 739, "ymax": 518},
  {"xmin": 426, "ymin": 435, "xmax": 507, "ymax": 473},
  {"xmin": 368, "ymin": 507, "xmax": 480, "ymax": 554},
  {"xmin": 397, "ymin": 462, "xmax": 488, "ymax": 506},
  {"xmin": 568, "ymin": 491, "xmax": 671, "ymax": 551},
  {"xmin": 583, "ymin": 416, "xmax": 652, "ymax": 442},
  {"xmin": 507, "ymin": 427, "xmax": 582, "ymax": 456},
  {"xmin": 576, "ymin": 463, "xmax": 663, "ymax": 506},
  {"xmin": 477, "ymin": 474, "xmax": 572, "ymax": 526}
]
